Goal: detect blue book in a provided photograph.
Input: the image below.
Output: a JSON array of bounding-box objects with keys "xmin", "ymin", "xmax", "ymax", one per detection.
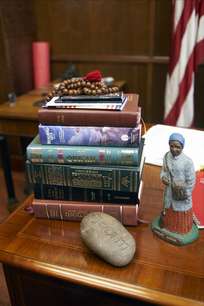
[
  {"xmin": 33, "ymin": 184, "xmax": 141, "ymax": 204},
  {"xmin": 39, "ymin": 124, "xmax": 141, "ymax": 147}
]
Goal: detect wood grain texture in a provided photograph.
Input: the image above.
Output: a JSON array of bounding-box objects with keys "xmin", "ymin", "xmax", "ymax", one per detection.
[
  {"xmin": 0, "ymin": 168, "xmax": 29, "ymax": 306},
  {"xmin": 0, "ymin": 23, "xmax": 12, "ymax": 104},
  {"xmin": 32, "ymin": 0, "xmax": 172, "ymax": 125},
  {"xmin": 0, "ymin": 165, "xmax": 203, "ymax": 306},
  {"xmin": 33, "ymin": 0, "xmax": 151, "ymax": 55},
  {"xmin": 1, "ymin": 0, "xmax": 204, "ymax": 127},
  {"xmin": 0, "ymin": 1, "xmax": 35, "ymax": 99}
]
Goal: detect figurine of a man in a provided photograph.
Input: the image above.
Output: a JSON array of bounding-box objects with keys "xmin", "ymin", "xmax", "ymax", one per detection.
[
  {"xmin": 152, "ymin": 132, "xmax": 199, "ymax": 245},
  {"xmin": 160, "ymin": 133, "xmax": 195, "ymax": 234}
]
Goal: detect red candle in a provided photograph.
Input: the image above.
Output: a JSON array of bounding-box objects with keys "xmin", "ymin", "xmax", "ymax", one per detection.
[{"xmin": 32, "ymin": 41, "xmax": 50, "ymax": 89}]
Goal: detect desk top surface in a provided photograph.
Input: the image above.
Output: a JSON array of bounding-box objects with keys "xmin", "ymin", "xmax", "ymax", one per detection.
[
  {"xmin": 0, "ymin": 84, "xmax": 52, "ymax": 121},
  {"xmin": 0, "ymin": 164, "xmax": 203, "ymax": 306}
]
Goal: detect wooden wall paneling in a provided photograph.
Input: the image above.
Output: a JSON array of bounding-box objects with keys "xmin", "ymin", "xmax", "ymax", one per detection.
[
  {"xmin": 0, "ymin": 0, "xmax": 173, "ymax": 123},
  {"xmin": 0, "ymin": 1, "xmax": 37, "ymax": 169},
  {"xmin": 0, "ymin": 0, "xmax": 172, "ymax": 128},
  {"xmin": 31, "ymin": 0, "xmax": 51, "ymax": 42},
  {"xmin": 154, "ymin": 0, "xmax": 171, "ymax": 55},
  {"xmin": 32, "ymin": 0, "xmax": 171, "ymax": 125},
  {"xmin": 194, "ymin": 66, "xmax": 204, "ymax": 128},
  {"xmin": 36, "ymin": 0, "xmax": 203, "ymax": 128},
  {"xmin": 151, "ymin": 0, "xmax": 171, "ymax": 124},
  {"xmin": 146, "ymin": 0, "xmax": 156, "ymax": 123},
  {"xmin": 151, "ymin": 64, "xmax": 169, "ymax": 124},
  {"xmin": 32, "ymin": 0, "xmax": 151, "ymax": 55},
  {"xmin": 0, "ymin": 17, "xmax": 13, "ymax": 103},
  {"xmin": 0, "ymin": 0, "xmax": 36, "ymax": 96}
]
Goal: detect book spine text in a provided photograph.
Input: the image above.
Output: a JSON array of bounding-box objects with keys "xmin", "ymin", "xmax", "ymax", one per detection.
[
  {"xmin": 38, "ymin": 125, "xmax": 141, "ymax": 147},
  {"xmin": 32, "ymin": 199, "xmax": 139, "ymax": 226},
  {"xmin": 26, "ymin": 162, "xmax": 141, "ymax": 192},
  {"xmin": 33, "ymin": 184, "xmax": 140, "ymax": 204},
  {"xmin": 27, "ymin": 140, "xmax": 144, "ymax": 166}
]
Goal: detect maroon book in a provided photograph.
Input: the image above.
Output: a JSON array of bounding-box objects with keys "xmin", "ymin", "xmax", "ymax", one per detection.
[
  {"xmin": 32, "ymin": 199, "xmax": 139, "ymax": 226},
  {"xmin": 38, "ymin": 93, "xmax": 141, "ymax": 127},
  {"xmin": 192, "ymin": 170, "xmax": 204, "ymax": 228}
]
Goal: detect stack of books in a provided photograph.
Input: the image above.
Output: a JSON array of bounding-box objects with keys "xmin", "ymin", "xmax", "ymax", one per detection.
[{"xmin": 26, "ymin": 93, "xmax": 145, "ymax": 226}]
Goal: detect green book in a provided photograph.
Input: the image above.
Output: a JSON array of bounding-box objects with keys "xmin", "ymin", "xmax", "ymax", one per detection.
[
  {"xmin": 26, "ymin": 159, "xmax": 145, "ymax": 193},
  {"xmin": 26, "ymin": 135, "xmax": 144, "ymax": 167}
]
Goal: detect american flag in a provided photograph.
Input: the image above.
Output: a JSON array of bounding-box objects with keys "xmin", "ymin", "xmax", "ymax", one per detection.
[{"xmin": 164, "ymin": 0, "xmax": 204, "ymax": 127}]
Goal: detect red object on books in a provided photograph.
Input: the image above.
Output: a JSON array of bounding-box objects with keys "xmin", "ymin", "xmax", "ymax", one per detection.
[
  {"xmin": 38, "ymin": 93, "xmax": 140, "ymax": 127},
  {"xmin": 32, "ymin": 41, "xmax": 50, "ymax": 89},
  {"xmin": 32, "ymin": 199, "xmax": 139, "ymax": 226},
  {"xmin": 83, "ymin": 70, "xmax": 102, "ymax": 82},
  {"xmin": 192, "ymin": 170, "xmax": 204, "ymax": 228}
]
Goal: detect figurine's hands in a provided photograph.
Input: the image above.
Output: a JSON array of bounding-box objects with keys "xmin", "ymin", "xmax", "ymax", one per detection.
[{"xmin": 162, "ymin": 176, "xmax": 170, "ymax": 185}]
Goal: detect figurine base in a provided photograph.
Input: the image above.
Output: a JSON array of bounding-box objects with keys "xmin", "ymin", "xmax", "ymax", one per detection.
[{"xmin": 151, "ymin": 216, "xmax": 199, "ymax": 246}]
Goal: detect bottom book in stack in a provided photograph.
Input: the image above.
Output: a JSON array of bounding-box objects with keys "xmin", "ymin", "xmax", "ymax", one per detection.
[{"xmin": 31, "ymin": 180, "xmax": 143, "ymax": 226}]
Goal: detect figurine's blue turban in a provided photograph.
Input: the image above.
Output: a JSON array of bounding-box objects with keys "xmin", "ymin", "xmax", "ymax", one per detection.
[{"xmin": 169, "ymin": 133, "xmax": 185, "ymax": 147}]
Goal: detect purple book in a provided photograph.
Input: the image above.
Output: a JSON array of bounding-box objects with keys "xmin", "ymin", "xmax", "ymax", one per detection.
[{"xmin": 39, "ymin": 124, "xmax": 141, "ymax": 147}]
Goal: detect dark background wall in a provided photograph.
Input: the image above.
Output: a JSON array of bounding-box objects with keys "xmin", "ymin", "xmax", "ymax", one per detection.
[
  {"xmin": 32, "ymin": 0, "xmax": 171, "ymax": 124},
  {"xmin": 0, "ymin": 0, "xmax": 203, "ymax": 127}
]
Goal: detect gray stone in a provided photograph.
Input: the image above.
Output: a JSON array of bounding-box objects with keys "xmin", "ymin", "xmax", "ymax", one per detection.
[{"xmin": 80, "ymin": 212, "xmax": 136, "ymax": 267}]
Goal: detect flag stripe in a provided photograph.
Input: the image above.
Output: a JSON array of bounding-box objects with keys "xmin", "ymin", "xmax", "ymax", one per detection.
[
  {"xmin": 173, "ymin": 0, "xmax": 184, "ymax": 30},
  {"xmin": 164, "ymin": 8, "xmax": 197, "ymax": 117},
  {"xmin": 164, "ymin": 0, "xmax": 204, "ymax": 128},
  {"xmin": 176, "ymin": 77, "xmax": 194, "ymax": 127},
  {"xmin": 164, "ymin": 50, "xmax": 194, "ymax": 125},
  {"xmin": 169, "ymin": 0, "xmax": 195, "ymax": 74}
]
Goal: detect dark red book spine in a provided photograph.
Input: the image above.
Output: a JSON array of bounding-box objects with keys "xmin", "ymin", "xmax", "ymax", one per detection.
[
  {"xmin": 32, "ymin": 199, "xmax": 139, "ymax": 226},
  {"xmin": 38, "ymin": 94, "xmax": 141, "ymax": 127},
  {"xmin": 192, "ymin": 170, "xmax": 204, "ymax": 228}
]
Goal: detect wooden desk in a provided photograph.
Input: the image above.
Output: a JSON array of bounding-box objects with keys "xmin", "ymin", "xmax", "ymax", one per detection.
[
  {"xmin": 0, "ymin": 165, "xmax": 203, "ymax": 306},
  {"xmin": 0, "ymin": 90, "xmax": 47, "ymax": 137},
  {"xmin": 0, "ymin": 87, "xmax": 48, "ymax": 204}
]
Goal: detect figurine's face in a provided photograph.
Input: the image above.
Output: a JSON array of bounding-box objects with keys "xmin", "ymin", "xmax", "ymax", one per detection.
[{"xmin": 169, "ymin": 140, "xmax": 183, "ymax": 157}]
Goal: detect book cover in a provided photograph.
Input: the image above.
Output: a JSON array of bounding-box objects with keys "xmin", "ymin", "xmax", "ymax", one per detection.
[
  {"xmin": 38, "ymin": 93, "xmax": 141, "ymax": 127},
  {"xmin": 27, "ymin": 135, "xmax": 144, "ymax": 166},
  {"xmin": 192, "ymin": 170, "xmax": 204, "ymax": 228},
  {"xmin": 44, "ymin": 94, "xmax": 127, "ymax": 110},
  {"xmin": 33, "ymin": 182, "xmax": 142, "ymax": 204},
  {"xmin": 51, "ymin": 92, "xmax": 124, "ymax": 102},
  {"xmin": 32, "ymin": 199, "xmax": 139, "ymax": 226},
  {"xmin": 38, "ymin": 124, "xmax": 141, "ymax": 147},
  {"xmin": 26, "ymin": 158, "xmax": 145, "ymax": 192}
]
